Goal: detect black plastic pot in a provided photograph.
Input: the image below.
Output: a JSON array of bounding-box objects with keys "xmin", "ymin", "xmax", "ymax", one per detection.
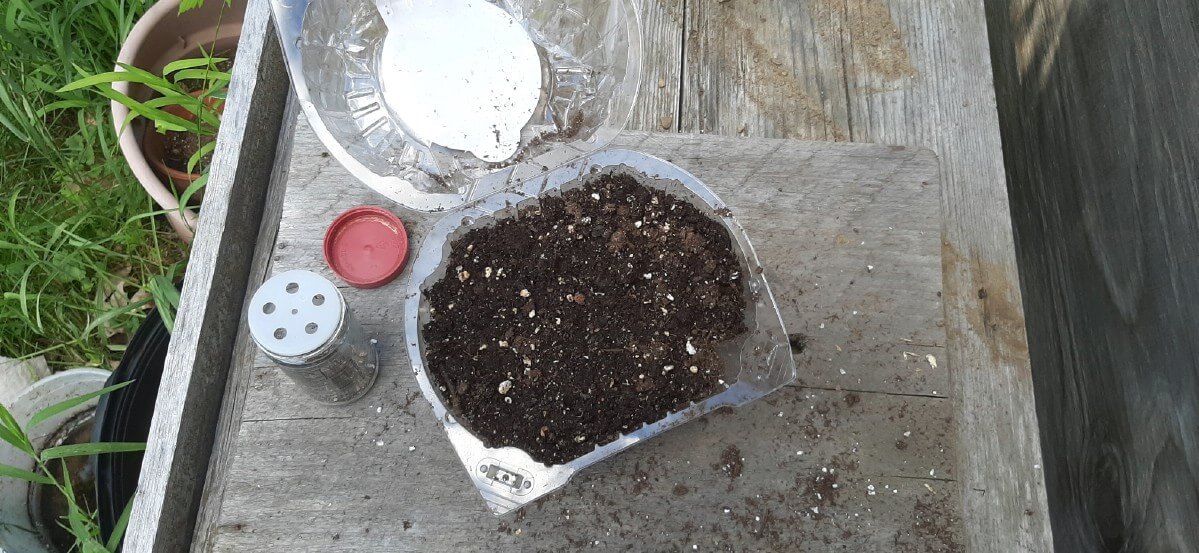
[{"xmin": 92, "ymin": 307, "xmax": 170, "ymax": 546}]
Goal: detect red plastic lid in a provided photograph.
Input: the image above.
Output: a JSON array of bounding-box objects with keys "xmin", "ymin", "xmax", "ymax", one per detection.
[{"xmin": 323, "ymin": 206, "xmax": 410, "ymax": 289}]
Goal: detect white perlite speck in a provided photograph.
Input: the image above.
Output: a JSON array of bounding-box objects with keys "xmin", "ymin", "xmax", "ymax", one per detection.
[
  {"xmin": 497, "ymin": 380, "xmax": 513, "ymax": 394},
  {"xmin": 686, "ymin": 339, "xmax": 697, "ymax": 355}
]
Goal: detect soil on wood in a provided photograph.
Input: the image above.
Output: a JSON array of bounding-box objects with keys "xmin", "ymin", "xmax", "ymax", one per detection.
[
  {"xmin": 163, "ymin": 130, "xmax": 214, "ymax": 174},
  {"xmin": 423, "ymin": 172, "xmax": 748, "ymax": 465}
]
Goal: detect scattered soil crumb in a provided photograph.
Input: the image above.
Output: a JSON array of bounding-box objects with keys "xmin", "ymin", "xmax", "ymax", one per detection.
[
  {"xmin": 717, "ymin": 445, "xmax": 744, "ymax": 479},
  {"xmin": 788, "ymin": 333, "xmax": 809, "ymax": 354}
]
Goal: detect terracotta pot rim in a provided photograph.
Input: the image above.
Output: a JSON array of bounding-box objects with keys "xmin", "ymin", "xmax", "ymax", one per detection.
[{"xmin": 111, "ymin": 0, "xmax": 246, "ymax": 242}]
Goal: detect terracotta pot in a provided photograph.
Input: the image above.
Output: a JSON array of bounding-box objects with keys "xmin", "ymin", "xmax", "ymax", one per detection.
[
  {"xmin": 142, "ymin": 91, "xmax": 224, "ymax": 203},
  {"xmin": 112, "ymin": 0, "xmax": 246, "ymax": 242}
]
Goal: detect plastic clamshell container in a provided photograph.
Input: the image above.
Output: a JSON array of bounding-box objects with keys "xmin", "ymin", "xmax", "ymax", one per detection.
[
  {"xmin": 403, "ymin": 150, "xmax": 797, "ymax": 514},
  {"xmin": 271, "ymin": 0, "xmax": 642, "ymax": 212},
  {"xmin": 273, "ymin": 0, "xmax": 797, "ymax": 515}
]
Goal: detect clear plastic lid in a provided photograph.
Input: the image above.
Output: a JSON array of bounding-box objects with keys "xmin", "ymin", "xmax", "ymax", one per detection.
[{"xmin": 272, "ymin": 0, "xmax": 643, "ymax": 211}]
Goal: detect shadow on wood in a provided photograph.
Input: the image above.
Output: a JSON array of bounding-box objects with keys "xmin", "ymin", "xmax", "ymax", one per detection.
[{"xmin": 986, "ymin": 0, "xmax": 1199, "ymax": 550}]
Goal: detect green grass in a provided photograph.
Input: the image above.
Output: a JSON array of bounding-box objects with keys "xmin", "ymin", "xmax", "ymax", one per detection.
[{"xmin": 0, "ymin": 0, "xmax": 188, "ymax": 368}]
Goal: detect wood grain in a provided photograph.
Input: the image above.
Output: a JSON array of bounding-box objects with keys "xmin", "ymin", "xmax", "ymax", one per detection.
[
  {"xmin": 680, "ymin": 1, "xmax": 1053, "ymax": 550},
  {"xmin": 683, "ymin": 0, "xmax": 851, "ymax": 140},
  {"xmin": 986, "ymin": 0, "xmax": 1199, "ymax": 550},
  {"xmin": 629, "ymin": 0, "xmax": 684, "ymax": 133},
  {"xmin": 122, "ymin": 0, "xmax": 292, "ymax": 551},
  {"xmin": 202, "ymin": 119, "xmax": 959, "ymax": 551},
  {"xmin": 173, "ymin": 0, "xmax": 1055, "ymax": 549},
  {"xmin": 188, "ymin": 96, "xmax": 300, "ymax": 552}
]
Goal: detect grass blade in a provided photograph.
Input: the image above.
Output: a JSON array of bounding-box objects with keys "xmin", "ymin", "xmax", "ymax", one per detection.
[
  {"xmin": 0, "ymin": 463, "xmax": 55, "ymax": 485},
  {"xmin": 163, "ymin": 57, "xmax": 227, "ymax": 75},
  {"xmin": 170, "ymin": 68, "xmax": 231, "ymax": 82},
  {"xmin": 149, "ymin": 275, "xmax": 180, "ymax": 332},
  {"xmin": 28, "ymin": 380, "xmax": 133, "ymax": 430},
  {"xmin": 0, "ymin": 425, "xmax": 34, "ymax": 458},
  {"xmin": 40, "ymin": 442, "xmax": 146, "ymax": 461},
  {"xmin": 83, "ymin": 296, "xmax": 151, "ymax": 335},
  {"xmin": 106, "ymin": 495, "xmax": 135, "ymax": 551},
  {"xmin": 0, "ymin": 402, "xmax": 33, "ymax": 456},
  {"xmin": 37, "ymin": 99, "xmax": 90, "ymax": 115},
  {"xmin": 185, "ymin": 140, "xmax": 215, "ymax": 174}
]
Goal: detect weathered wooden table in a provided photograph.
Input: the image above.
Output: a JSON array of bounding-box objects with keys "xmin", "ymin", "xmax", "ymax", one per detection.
[{"xmin": 125, "ymin": 0, "xmax": 1053, "ymax": 551}]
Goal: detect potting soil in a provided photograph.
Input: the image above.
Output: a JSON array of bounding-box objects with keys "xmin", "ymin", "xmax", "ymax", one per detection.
[{"xmin": 423, "ymin": 172, "xmax": 747, "ymax": 465}]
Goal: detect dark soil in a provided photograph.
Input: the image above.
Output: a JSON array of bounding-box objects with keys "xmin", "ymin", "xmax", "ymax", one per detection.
[
  {"xmin": 423, "ymin": 172, "xmax": 747, "ymax": 465},
  {"xmin": 163, "ymin": 130, "xmax": 214, "ymax": 173}
]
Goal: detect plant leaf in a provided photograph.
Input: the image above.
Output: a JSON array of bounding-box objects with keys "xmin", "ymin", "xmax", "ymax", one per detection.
[
  {"xmin": 178, "ymin": 0, "xmax": 205, "ymax": 14},
  {"xmin": 28, "ymin": 380, "xmax": 134, "ymax": 430},
  {"xmin": 185, "ymin": 140, "xmax": 216, "ymax": 174},
  {"xmin": 61, "ymin": 465, "xmax": 98, "ymax": 544},
  {"xmin": 0, "ymin": 463, "xmax": 54, "ymax": 485},
  {"xmin": 36, "ymin": 99, "xmax": 90, "ymax": 116},
  {"xmin": 40, "ymin": 442, "xmax": 145, "ymax": 461},
  {"xmin": 58, "ymin": 70, "xmax": 173, "ymax": 93},
  {"xmin": 162, "ymin": 56, "xmax": 227, "ymax": 75},
  {"xmin": 179, "ymin": 173, "xmax": 208, "ymax": 211},
  {"xmin": 83, "ymin": 295, "xmax": 152, "ymax": 335},
  {"xmin": 90, "ymin": 86, "xmax": 194, "ymax": 131},
  {"xmin": 107, "ymin": 495, "xmax": 135, "ymax": 551},
  {"xmin": 0, "ymin": 404, "xmax": 33, "ymax": 457},
  {"xmin": 150, "ymin": 276, "xmax": 180, "ymax": 332},
  {"xmin": 171, "ymin": 68, "xmax": 231, "ymax": 83}
]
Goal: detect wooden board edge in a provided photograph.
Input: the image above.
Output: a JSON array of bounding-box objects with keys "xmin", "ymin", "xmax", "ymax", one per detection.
[
  {"xmin": 124, "ymin": 0, "xmax": 291, "ymax": 550},
  {"xmin": 189, "ymin": 96, "xmax": 299, "ymax": 553}
]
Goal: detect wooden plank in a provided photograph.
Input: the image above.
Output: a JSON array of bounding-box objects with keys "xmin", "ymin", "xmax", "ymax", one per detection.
[
  {"xmin": 682, "ymin": 1, "xmax": 1054, "ymax": 550},
  {"xmin": 202, "ymin": 120, "xmax": 958, "ymax": 551},
  {"xmin": 628, "ymin": 0, "xmax": 684, "ymax": 133},
  {"xmin": 122, "ymin": 0, "xmax": 292, "ymax": 550},
  {"xmin": 683, "ymin": 0, "xmax": 851, "ymax": 140},
  {"xmin": 189, "ymin": 96, "xmax": 300, "ymax": 552},
  {"xmin": 214, "ymin": 390, "xmax": 962, "ymax": 552},
  {"xmin": 985, "ymin": 0, "xmax": 1199, "ymax": 550}
]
